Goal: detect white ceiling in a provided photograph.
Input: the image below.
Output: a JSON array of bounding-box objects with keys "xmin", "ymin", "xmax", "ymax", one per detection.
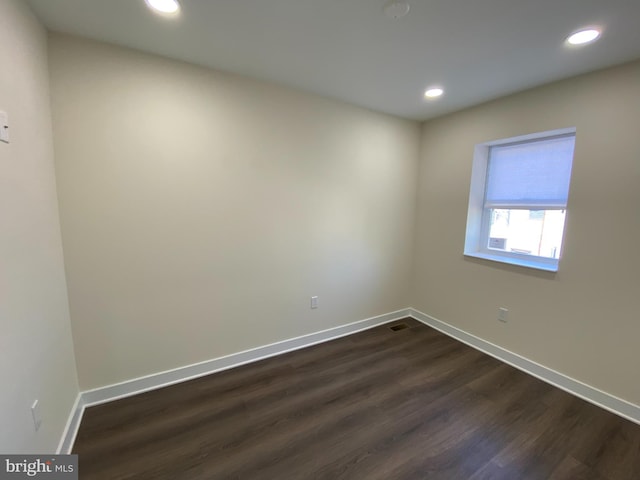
[{"xmin": 27, "ymin": 0, "xmax": 640, "ymax": 121}]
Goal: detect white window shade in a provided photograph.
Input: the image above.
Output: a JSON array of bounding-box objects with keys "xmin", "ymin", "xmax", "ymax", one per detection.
[{"xmin": 485, "ymin": 135, "xmax": 575, "ymax": 208}]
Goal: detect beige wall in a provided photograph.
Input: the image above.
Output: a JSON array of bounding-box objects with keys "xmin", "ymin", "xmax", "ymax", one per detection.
[
  {"xmin": 48, "ymin": 34, "xmax": 421, "ymax": 390},
  {"xmin": 413, "ymin": 60, "xmax": 640, "ymax": 406},
  {"xmin": 42, "ymin": 26, "xmax": 640, "ymax": 414},
  {"xmin": 0, "ymin": 1, "xmax": 79, "ymax": 453}
]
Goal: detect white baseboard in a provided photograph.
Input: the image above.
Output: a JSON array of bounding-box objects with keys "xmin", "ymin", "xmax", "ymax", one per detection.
[
  {"xmin": 409, "ymin": 308, "xmax": 640, "ymax": 425},
  {"xmin": 81, "ymin": 308, "xmax": 412, "ymax": 408},
  {"xmin": 59, "ymin": 308, "xmax": 411, "ymax": 452},
  {"xmin": 58, "ymin": 305, "xmax": 639, "ymax": 453},
  {"xmin": 56, "ymin": 393, "xmax": 84, "ymax": 454}
]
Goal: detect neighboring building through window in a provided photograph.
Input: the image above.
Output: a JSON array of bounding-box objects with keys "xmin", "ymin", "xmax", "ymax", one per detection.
[{"xmin": 464, "ymin": 128, "xmax": 576, "ymax": 271}]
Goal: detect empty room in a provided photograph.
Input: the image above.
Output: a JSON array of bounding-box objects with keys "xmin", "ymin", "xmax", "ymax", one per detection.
[{"xmin": 2, "ymin": 0, "xmax": 640, "ymax": 478}]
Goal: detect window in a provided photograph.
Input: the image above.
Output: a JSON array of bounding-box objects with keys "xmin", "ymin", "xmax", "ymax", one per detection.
[{"xmin": 464, "ymin": 128, "xmax": 576, "ymax": 272}]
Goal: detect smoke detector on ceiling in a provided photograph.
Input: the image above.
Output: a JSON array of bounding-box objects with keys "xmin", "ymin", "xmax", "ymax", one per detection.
[{"xmin": 383, "ymin": 1, "xmax": 410, "ymax": 19}]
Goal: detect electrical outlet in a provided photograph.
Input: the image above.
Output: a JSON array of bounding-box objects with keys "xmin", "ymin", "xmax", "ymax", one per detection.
[
  {"xmin": 0, "ymin": 111, "xmax": 9, "ymax": 144},
  {"xmin": 310, "ymin": 296, "xmax": 318, "ymax": 309},
  {"xmin": 31, "ymin": 400, "xmax": 42, "ymax": 432},
  {"xmin": 498, "ymin": 307, "xmax": 509, "ymax": 323}
]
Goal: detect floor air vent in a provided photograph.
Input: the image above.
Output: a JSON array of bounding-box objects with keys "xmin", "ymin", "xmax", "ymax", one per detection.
[{"xmin": 389, "ymin": 323, "xmax": 409, "ymax": 332}]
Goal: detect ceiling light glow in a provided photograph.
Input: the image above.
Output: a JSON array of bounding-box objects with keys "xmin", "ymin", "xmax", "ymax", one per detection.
[
  {"xmin": 424, "ymin": 87, "xmax": 444, "ymax": 99},
  {"xmin": 145, "ymin": 0, "xmax": 180, "ymax": 14},
  {"xmin": 566, "ymin": 28, "xmax": 601, "ymax": 46},
  {"xmin": 383, "ymin": 1, "xmax": 410, "ymax": 20}
]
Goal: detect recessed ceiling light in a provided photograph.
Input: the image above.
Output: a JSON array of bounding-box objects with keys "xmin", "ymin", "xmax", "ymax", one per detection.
[
  {"xmin": 145, "ymin": 0, "xmax": 180, "ymax": 14},
  {"xmin": 383, "ymin": 1, "xmax": 410, "ymax": 20},
  {"xmin": 566, "ymin": 28, "xmax": 601, "ymax": 46},
  {"xmin": 424, "ymin": 87, "xmax": 444, "ymax": 99}
]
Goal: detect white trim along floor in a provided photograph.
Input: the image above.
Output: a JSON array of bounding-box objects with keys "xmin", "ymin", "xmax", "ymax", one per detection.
[{"xmin": 57, "ymin": 307, "xmax": 640, "ymax": 453}]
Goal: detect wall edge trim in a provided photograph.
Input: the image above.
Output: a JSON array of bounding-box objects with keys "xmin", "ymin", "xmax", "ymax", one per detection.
[
  {"xmin": 80, "ymin": 308, "xmax": 412, "ymax": 409},
  {"xmin": 56, "ymin": 393, "xmax": 85, "ymax": 454},
  {"xmin": 409, "ymin": 308, "xmax": 640, "ymax": 425},
  {"xmin": 61, "ymin": 305, "xmax": 639, "ymax": 452},
  {"xmin": 61, "ymin": 308, "xmax": 411, "ymax": 451}
]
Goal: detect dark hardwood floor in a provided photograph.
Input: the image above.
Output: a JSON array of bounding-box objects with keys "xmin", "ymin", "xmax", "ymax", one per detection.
[{"xmin": 73, "ymin": 319, "xmax": 640, "ymax": 479}]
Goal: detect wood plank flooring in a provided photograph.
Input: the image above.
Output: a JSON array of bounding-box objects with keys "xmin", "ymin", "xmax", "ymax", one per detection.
[{"xmin": 73, "ymin": 319, "xmax": 640, "ymax": 479}]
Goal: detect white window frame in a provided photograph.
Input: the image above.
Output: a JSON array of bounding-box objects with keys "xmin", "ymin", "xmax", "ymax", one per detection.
[{"xmin": 463, "ymin": 127, "xmax": 576, "ymax": 272}]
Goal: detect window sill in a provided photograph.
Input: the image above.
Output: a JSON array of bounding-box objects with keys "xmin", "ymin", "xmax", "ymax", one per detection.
[{"xmin": 464, "ymin": 251, "xmax": 558, "ymax": 272}]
